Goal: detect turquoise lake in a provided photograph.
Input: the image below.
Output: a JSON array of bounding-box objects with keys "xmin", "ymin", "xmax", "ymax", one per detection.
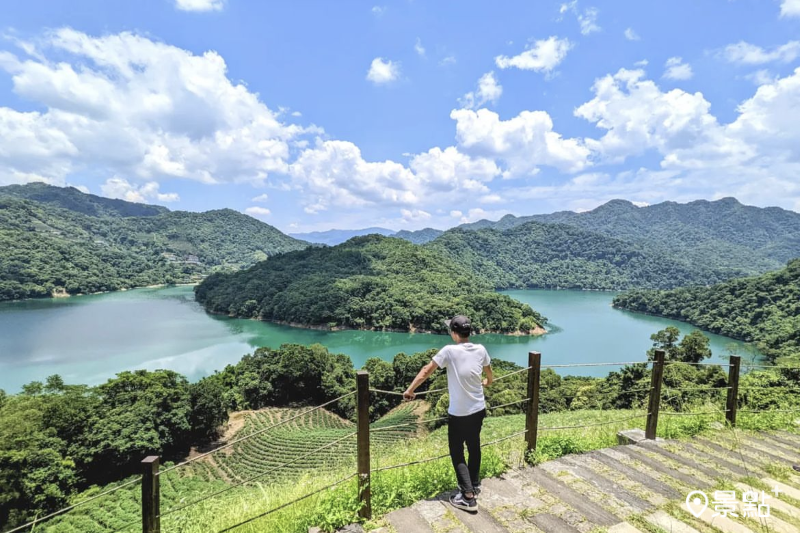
[{"xmin": 0, "ymin": 285, "xmax": 760, "ymax": 392}]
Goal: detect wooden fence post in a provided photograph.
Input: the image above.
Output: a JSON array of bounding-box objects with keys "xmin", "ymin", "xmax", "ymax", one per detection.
[
  {"xmin": 726, "ymin": 355, "xmax": 741, "ymax": 427},
  {"xmin": 645, "ymin": 349, "xmax": 665, "ymax": 440},
  {"xmin": 141, "ymin": 456, "xmax": 160, "ymax": 533},
  {"xmin": 525, "ymin": 351, "xmax": 541, "ymax": 463},
  {"xmin": 356, "ymin": 371, "xmax": 371, "ymax": 520}
]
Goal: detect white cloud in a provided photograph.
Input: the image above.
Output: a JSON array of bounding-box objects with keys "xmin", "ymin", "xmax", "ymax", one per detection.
[
  {"xmin": 575, "ymin": 68, "xmax": 750, "ymax": 167},
  {"xmin": 175, "ymin": 0, "xmax": 225, "ymax": 12},
  {"xmin": 745, "ymin": 69, "xmax": 777, "ymax": 85},
  {"xmin": 495, "ymin": 36, "xmax": 573, "ymax": 75},
  {"xmin": 460, "ymin": 71, "xmax": 503, "ymax": 109},
  {"xmin": 634, "ymin": 59, "xmax": 649, "ymax": 67},
  {"xmin": 400, "ymin": 209, "xmax": 431, "ymax": 223},
  {"xmin": 451, "ymin": 108, "xmax": 591, "ymax": 175},
  {"xmin": 559, "ymin": 1, "xmax": 601, "ymax": 35},
  {"xmin": 480, "ymin": 193, "xmax": 503, "ymax": 204},
  {"xmin": 449, "ymin": 210, "xmax": 463, "ymax": 218},
  {"xmin": 371, "ymin": 5, "xmax": 386, "ymax": 16},
  {"xmin": 101, "ymin": 177, "xmax": 180, "ymax": 203},
  {"xmin": 366, "ymin": 57, "xmax": 400, "ymax": 85},
  {"xmin": 251, "ymin": 193, "xmax": 269, "ymax": 202},
  {"xmin": 457, "ymin": 208, "xmax": 510, "ymax": 224},
  {"xmin": 440, "ymin": 55, "xmax": 457, "ymax": 66},
  {"xmin": 291, "ymin": 111, "xmax": 302, "ymax": 117},
  {"xmin": 409, "ymin": 146, "xmax": 500, "ymax": 193},
  {"xmin": 662, "ymin": 57, "xmax": 693, "ymax": 80},
  {"xmin": 780, "ymin": 0, "xmax": 800, "ymax": 17},
  {"xmin": 73, "ymin": 184, "xmax": 90, "ymax": 194},
  {"xmin": 244, "ymin": 206, "xmax": 271, "ymax": 217},
  {"xmin": 631, "ymin": 201, "xmax": 650, "ymax": 207},
  {"xmin": 414, "ymin": 38, "xmax": 426, "ymax": 57},
  {"xmin": 624, "ymin": 28, "xmax": 640, "ymax": 41},
  {"xmin": 0, "ymin": 28, "xmax": 310, "ymax": 188},
  {"xmin": 721, "ymin": 41, "xmax": 800, "ymax": 65}
]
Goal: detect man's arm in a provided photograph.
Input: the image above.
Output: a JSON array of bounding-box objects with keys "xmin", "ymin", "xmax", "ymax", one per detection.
[
  {"xmin": 403, "ymin": 361, "xmax": 439, "ymax": 400},
  {"xmin": 482, "ymin": 365, "xmax": 493, "ymax": 387}
]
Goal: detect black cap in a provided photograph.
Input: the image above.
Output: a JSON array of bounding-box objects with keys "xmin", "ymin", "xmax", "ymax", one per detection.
[{"xmin": 444, "ymin": 315, "xmax": 472, "ymax": 335}]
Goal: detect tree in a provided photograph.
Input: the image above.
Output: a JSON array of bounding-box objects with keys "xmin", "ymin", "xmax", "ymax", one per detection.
[
  {"xmin": 648, "ymin": 326, "xmax": 682, "ymax": 361},
  {"xmin": 190, "ymin": 378, "xmax": 229, "ymax": 440},
  {"xmin": 679, "ymin": 330, "xmax": 712, "ymax": 363}
]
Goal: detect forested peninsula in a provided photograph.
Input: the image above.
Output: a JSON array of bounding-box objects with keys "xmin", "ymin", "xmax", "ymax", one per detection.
[
  {"xmin": 195, "ymin": 235, "xmax": 546, "ymax": 334},
  {"xmin": 613, "ymin": 259, "xmax": 800, "ymax": 364}
]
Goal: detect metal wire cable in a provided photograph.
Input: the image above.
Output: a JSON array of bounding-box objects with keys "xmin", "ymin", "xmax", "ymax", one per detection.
[
  {"xmin": 617, "ymin": 386, "xmax": 653, "ymax": 394},
  {"xmin": 493, "ymin": 366, "xmax": 531, "ymax": 381},
  {"xmin": 664, "ymin": 361, "xmax": 732, "ymax": 367},
  {"xmin": 742, "ymin": 364, "xmax": 800, "ymax": 370},
  {"xmin": 737, "ymin": 408, "xmax": 800, "ymax": 414},
  {"xmin": 541, "ymin": 361, "xmax": 649, "ymax": 368},
  {"xmin": 738, "ymin": 385, "xmax": 799, "ymax": 391},
  {"xmin": 486, "ymin": 398, "xmax": 530, "ymax": 411},
  {"xmin": 216, "ymin": 473, "xmax": 358, "ymax": 533},
  {"xmin": 158, "ymin": 431, "xmax": 357, "ymax": 519},
  {"xmin": 371, "ymin": 429, "xmax": 529, "ymax": 474},
  {"xmin": 2, "ymin": 476, "xmax": 143, "ymax": 533},
  {"xmin": 539, "ymin": 412, "xmax": 649, "ymax": 431},
  {"xmin": 369, "ymin": 388, "xmax": 446, "ymax": 397},
  {"xmin": 662, "ymin": 386, "xmax": 731, "ymax": 393},
  {"xmin": 369, "ymin": 415, "xmax": 450, "ymax": 433},
  {"xmin": 158, "ymin": 391, "xmax": 356, "ymax": 477},
  {"xmin": 661, "ymin": 409, "xmax": 729, "ymax": 416}
]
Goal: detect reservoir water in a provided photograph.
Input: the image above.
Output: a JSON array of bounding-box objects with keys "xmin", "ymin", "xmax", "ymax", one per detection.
[{"xmin": 0, "ymin": 285, "xmax": 760, "ymax": 392}]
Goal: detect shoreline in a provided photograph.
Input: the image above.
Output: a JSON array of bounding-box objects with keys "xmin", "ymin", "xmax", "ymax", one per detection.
[
  {"xmin": 1, "ymin": 282, "xmax": 201, "ymax": 304},
  {"xmin": 204, "ymin": 309, "xmax": 548, "ymax": 337}
]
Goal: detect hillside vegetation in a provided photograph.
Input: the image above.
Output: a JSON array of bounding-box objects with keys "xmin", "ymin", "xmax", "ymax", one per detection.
[
  {"xmin": 195, "ymin": 235, "xmax": 546, "ymax": 333},
  {"xmin": 613, "ymin": 259, "xmax": 800, "ymax": 364},
  {"xmin": 402, "ymin": 198, "xmax": 800, "ymax": 281},
  {"xmin": 425, "ymin": 222, "xmax": 726, "ymax": 290},
  {"xmin": 0, "ymin": 184, "xmax": 308, "ymax": 301}
]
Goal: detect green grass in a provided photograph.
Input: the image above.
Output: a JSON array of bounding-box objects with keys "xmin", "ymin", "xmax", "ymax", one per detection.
[{"xmin": 38, "ymin": 404, "xmax": 800, "ymax": 533}]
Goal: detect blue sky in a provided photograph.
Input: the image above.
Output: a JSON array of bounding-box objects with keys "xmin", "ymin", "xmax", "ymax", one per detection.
[{"xmin": 1, "ymin": 0, "xmax": 799, "ymax": 233}]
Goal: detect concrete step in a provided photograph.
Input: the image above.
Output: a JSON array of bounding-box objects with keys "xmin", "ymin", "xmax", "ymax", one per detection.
[
  {"xmin": 526, "ymin": 513, "xmax": 581, "ymax": 533},
  {"xmin": 691, "ymin": 437, "xmax": 765, "ymax": 475},
  {"xmin": 615, "ymin": 445, "xmax": 713, "ymax": 489},
  {"xmin": 677, "ymin": 441, "xmax": 752, "ymax": 477},
  {"xmin": 748, "ymin": 433, "xmax": 800, "ymax": 461},
  {"xmin": 637, "ymin": 440, "xmax": 724, "ymax": 480},
  {"xmin": 436, "ymin": 496, "xmax": 510, "ymax": 533},
  {"xmin": 519, "ymin": 466, "xmax": 621, "ymax": 528},
  {"xmin": 646, "ymin": 510, "xmax": 702, "ymax": 533},
  {"xmin": 552, "ymin": 456, "xmax": 653, "ymax": 514},
  {"xmin": 589, "ymin": 449, "xmax": 681, "ymax": 500},
  {"xmin": 412, "ymin": 499, "xmax": 467, "ymax": 533},
  {"xmin": 567, "ymin": 454, "xmax": 669, "ymax": 506},
  {"xmin": 384, "ymin": 507, "xmax": 434, "ymax": 533},
  {"xmin": 608, "ymin": 523, "xmax": 645, "ymax": 533},
  {"xmin": 693, "ymin": 506, "xmax": 757, "ymax": 533},
  {"xmin": 478, "ymin": 476, "xmax": 546, "ymax": 531},
  {"xmin": 735, "ymin": 482, "xmax": 800, "ymax": 521},
  {"xmin": 706, "ymin": 433, "xmax": 792, "ymax": 466}
]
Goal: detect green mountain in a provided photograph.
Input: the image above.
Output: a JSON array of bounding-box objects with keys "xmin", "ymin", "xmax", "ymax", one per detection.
[
  {"xmin": 289, "ymin": 227, "xmax": 395, "ymax": 246},
  {"xmin": 195, "ymin": 234, "xmax": 546, "ymax": 334},
  {"xmin": 0, "ymin": 184, "xmax": 309, "ymax": 301},
  {"xmin": 399, "ymin": 198, "xmax": 800, "ymax": 279},
  {"xmin": 392, "ymin": 227, "xmax": 444, "ymax": 244},
  {"xmin": 424, "ymin": 222, "xmax": 726, "ymax": 290},
  {"xmin": 612, "ymin": 259, "xmax": 800, "ymax": 364}
]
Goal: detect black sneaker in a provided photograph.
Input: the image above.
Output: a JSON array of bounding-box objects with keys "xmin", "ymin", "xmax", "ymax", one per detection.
[
  {"xmin": 793, "ymin": 465, "xmax": 800, "ymax": 473},
  {"xmin": 450, "ymin": 491, "xmax": 478, "ymax": 512},
  {"xmin": 473, "ymin": 484, "xmax": 482, "ymax": 496}
]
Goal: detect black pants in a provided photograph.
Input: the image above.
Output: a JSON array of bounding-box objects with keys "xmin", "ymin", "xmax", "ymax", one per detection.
[{"xmin": 448, "ymin": 408, "xmax": 486, "ymax": 495}]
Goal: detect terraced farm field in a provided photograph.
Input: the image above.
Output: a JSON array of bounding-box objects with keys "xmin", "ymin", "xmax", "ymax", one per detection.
[
  {"xmin": 212, "ymin": 402, "xmax": 426, "ymax": 483},
  {"xmin": 38, "ymin": 403, "xmax": 426, "ymax": 532}
]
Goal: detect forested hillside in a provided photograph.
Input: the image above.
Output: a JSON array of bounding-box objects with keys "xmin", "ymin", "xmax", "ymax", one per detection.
[
  {"xmin": 613, "ymin": 259, "xmax": 800, "ymax": 364},
  {"xmin": 401, "ymin": 198, "xmax": 800, "ymax": 280},
  {"xmin": 424, "ymin": 222, "xmax": 727, "ymax": 290},
  {"xmin": 0, "ymin": 185, "xmax": 309, "ymax": 301},
  {"xmin": 195, "ymin": 235, "xmax": 546, "ymax": 333}
]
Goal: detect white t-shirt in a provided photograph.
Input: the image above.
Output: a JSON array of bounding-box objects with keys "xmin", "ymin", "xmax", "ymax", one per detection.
[{"xmin": 432, "ymin": 342, "xmax": 491, "ymax": 417}]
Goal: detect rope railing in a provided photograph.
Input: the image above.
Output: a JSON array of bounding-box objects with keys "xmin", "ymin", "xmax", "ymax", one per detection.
[
  {"xmin": 2, "ymin": 476, "xmax": 144, "ymax": 533},
  {"xmin": 541, "ymin": 361, "xmax": 650, "ymax": 368},
  {"xmin": 368, "ymin": 387, "xmax": 446, "ymax": 397},
  {"xmin": 44, "ymin": 350, "xmax": 800, "ymax": 533},
  {"xmin": 158, "ymin": 391, "xmax": 356, "ymax": 477}
]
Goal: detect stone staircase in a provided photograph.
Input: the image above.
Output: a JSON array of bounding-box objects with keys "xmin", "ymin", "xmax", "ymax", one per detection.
[{"xmin": 341, "ymin": 430, "xmax": 800, "ymax": 533}]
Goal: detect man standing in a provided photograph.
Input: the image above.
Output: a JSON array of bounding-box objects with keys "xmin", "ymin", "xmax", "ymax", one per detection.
[{"xmin": 404, "ymin": 315, "xmax": 493, "ymax": 512}]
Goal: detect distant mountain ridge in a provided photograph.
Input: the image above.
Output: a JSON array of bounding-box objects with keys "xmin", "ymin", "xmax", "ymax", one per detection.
[
  {"xmin": 399, "ymin": 198, "xmax": 800, "ymax": 279},
  {"xmin": 0, "ymin": 183, "xmax": 309, "ymax": 301},
  {"xmin": 289, "ymin": 227, "xmax": 395, "ymax": 246}
]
